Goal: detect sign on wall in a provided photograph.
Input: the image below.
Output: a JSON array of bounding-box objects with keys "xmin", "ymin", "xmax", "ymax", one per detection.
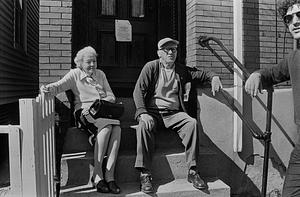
[{"xmin": 115, "ymin": 20, "xmax": 132, "ymax": 42}]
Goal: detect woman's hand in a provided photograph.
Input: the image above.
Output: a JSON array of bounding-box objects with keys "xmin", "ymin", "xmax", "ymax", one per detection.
[
  {"xmin": 40, "ymin": 85, "xmax": 50, "ymax": 94},
  {"xmin": 140, "ymin": 114, "xmax": 155, "ymax": 131},
  {"xmin": 211, "ymin": 76, "xmax": 223, "ymax": 96}
]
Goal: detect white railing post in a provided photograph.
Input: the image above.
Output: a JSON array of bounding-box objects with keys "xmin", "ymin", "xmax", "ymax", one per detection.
[
  {"xmin": 0, "ymin": 125, "xmax": 22, "ymax": 196},
  {"xmin": 233, "ymin": 0, "xmax": 244, "ymax": 152},
  {"xmin": 19, "ymin": 94, "xmax": 56, "ymax": 197},
  {"xmin": 8, "ymin": 125, "xmax": 22, "ymax": 196},
  {"xmin": 19, "ymin": 98, "xmax": 38, "ymax": 196}
]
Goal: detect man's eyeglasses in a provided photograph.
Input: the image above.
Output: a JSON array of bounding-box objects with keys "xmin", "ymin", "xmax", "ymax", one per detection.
[
  {"xmin": 283, "ymin": 11, "xmax": 300, "ymax": 25},
  {"xmin": 161, "ymin": 47, "xmax": 177, "ymax": 53}
]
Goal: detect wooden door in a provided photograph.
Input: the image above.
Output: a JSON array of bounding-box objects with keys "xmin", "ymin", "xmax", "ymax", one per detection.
[
  {"xmin": 87, "ymin": 0, "xmax": 157, "ymax": 96},
  {"xmin": 72, "ymin": 0, "xmax": 185, "ymax": 97}
]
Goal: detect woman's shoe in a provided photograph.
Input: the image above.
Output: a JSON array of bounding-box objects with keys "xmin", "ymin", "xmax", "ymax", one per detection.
[{"xmin": 108, "ymin": 181, "xmax": 121, "ymax": 194}]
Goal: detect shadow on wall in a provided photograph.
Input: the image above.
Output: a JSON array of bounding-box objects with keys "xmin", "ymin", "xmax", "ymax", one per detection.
[{"xmin": 197, "ymin": 87, "xmax": 295, "ymax": 196}]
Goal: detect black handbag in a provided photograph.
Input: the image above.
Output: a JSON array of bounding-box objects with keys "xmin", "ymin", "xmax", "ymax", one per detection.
[{"xmin": 89, "ymin": 99, "xmax": 124, "ymax": 119}]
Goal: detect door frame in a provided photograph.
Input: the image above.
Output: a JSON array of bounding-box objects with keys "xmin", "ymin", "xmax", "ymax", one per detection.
[{"xmin": 71, "ymin": 0, "xmax": 186, "ymax": 96}]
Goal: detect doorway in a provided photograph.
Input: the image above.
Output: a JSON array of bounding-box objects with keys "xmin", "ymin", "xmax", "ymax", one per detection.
[{"xmin": 72, "ymin": 0, "xmax": 185, "ymax": 97}]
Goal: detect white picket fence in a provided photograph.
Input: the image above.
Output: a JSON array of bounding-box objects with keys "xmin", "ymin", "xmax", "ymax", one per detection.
[
  {"xmin": 0, "ymin": 94, "xmax": 56, "ymax": 197},
  {"xmin": 0, "ymin": 125, "xmax": 22, "ymax": 196}
]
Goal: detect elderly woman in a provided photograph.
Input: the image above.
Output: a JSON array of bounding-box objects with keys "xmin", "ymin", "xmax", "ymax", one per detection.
[{"xmin": 41, "ymin": 46, "xmax": 121, "ymax": 194}]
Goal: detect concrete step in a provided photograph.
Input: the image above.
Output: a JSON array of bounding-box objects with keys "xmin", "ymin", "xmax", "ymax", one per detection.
[
  {"xmin": 60, "ymin": 178, "xmax": 230, "ymax": 197},
  {"xmin": 61, "ymin": 97, "xmax": 199, "ymax": 153},
  {"xmin": 63, "ymin": 126, "xmax": 188, "ymax": 154},
  {"xmin": 61, "ymin": 147, "xmax": 217, "ymax": 189}
]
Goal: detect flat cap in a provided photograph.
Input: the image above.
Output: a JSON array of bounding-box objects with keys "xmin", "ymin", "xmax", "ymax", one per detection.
[{"xmin": 157, "ymin": 37, "xmax": 179, "ymax": 49}]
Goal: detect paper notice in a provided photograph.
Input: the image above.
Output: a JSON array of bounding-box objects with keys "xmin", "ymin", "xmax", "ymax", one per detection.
[{"xmin": 115, "ymin": 20, "xmax": 132, "ymax": 42}]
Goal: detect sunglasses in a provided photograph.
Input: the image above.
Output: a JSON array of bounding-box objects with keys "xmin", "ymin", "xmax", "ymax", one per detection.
[
  {"xmin": 161, "ymin": 47, "xmax": 177, "ymax": 53},
  {"xmin": 283, "ymin": 11, "xmax": 300, "ymax": 25}
]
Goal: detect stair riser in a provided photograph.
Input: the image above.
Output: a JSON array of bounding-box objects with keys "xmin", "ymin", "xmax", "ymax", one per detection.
[
  {"xmin": 63, "ymin": 127, "xmax": 186, "ymax": 154},
  {"xmin": 117, "ymin": 98, "xmax": 136, "ymax": 123},
  {"xmin": 126, "ymin": 190, "xmax": 230, "ymax": 197},
  {"xmin": 61, "ymin": 151, "xmax": 217, "ymax": 188}
]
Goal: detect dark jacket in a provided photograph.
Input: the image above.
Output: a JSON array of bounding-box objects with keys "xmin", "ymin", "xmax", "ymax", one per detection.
[
  {"xmin": 133, "ymin": 59, "xmax": 217, "ymax": 119},
  {"xmin": 259, "ymin": 50, "xmax": 300, "ymax": 125}
]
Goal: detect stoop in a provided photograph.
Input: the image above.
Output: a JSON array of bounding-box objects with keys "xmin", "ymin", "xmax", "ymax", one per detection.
[
  {"xmin": 59, "ymin": 98, "xmax": 230, "ymax": 196},
  {"xmin": 61, "ymin": 179, "xmax": 230, "ymax": 197},
  {"xmin": 59, "ymin": 126, "xmax": 230, "ymax": 197}
]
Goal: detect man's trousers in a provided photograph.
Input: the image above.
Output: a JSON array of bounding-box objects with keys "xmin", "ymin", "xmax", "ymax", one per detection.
[{"xmin": 134, "ymin": 112, "xmax": 199, "ymax": 172}]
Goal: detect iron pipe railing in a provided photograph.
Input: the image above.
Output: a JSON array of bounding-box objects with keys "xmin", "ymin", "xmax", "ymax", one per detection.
[{"xmin": 198, "ymin": 36, "xmax": 273, "ymax": 197}]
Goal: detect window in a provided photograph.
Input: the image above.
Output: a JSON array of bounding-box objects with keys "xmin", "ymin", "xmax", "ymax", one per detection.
[
  {"xmin": 14, "ymin": 0, "xmax": 26, "ymax": 50},
  {"xmin": 131, "ymin": 0, "xmax": 144, "ymax": 18},
  {"xmin": 101, "ymin": 0, "xmax": 116, "ymax": 16}
]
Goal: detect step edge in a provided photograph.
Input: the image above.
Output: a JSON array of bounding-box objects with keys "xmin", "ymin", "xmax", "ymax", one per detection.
[
  {"xmin": 60, "ymin": 178, "xmax": 230, "ymax": 195},
  {"xmin": 61, "ymin": 147, "xmax": 216, "ymax": 160}
]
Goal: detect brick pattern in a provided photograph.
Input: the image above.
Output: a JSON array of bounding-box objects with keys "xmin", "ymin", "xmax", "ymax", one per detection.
[
  {"xmin": 39, "ymin": 0, "xmax": 72, "ymax": 86},
  {"xmin": 39, "ymin": 0, "xmax": 293, "ymax": 87},
  {"xmin": 186, "ymin": 0, "xmax": 293, "ymax": 87}
]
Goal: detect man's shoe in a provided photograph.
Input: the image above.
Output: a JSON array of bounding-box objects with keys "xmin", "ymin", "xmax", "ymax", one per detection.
[
  {"xmin": 140, "ymin": 174, "xmax": 153, "ymax": 193},
  {"xmin": 108, "ymin": 181, "xmax": 121, "ymax": 194},
  {"xmin": 187, "ymin": 173, "xmax": 207, "ymax": 190},
  {"xmin": 95, "ymin": 180, "xmax": 110, "ymax": 193},
  {"xmin": 91, "ymin": 177, "xmax": 110, "ymax": 193}
]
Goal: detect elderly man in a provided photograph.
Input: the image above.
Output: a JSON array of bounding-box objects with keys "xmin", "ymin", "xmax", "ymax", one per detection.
[
  {"xmin": 245, "ymin": 1, "xmax": 300, "ymax": 196},
  {"xmin": 133, "ymin": 37, "xmax": 223, "ymax": 193}
]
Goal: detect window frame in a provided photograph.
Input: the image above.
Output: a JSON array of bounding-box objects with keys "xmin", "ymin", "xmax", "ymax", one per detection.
[
  {"xmin": 14, "ymin": 0, "xmax": 27, "ymax": 52},
  {"xmin": 130, "ymin": 0, "xmax": 145, "ymax": 18}
]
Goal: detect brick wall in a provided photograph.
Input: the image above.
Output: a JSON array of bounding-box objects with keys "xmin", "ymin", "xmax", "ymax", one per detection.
[
  {"xmin": 39, "ymin": 0, "xmax": 293, "ymax": 87},
  {"xmin": 39, "ymin": 0, "xmax": 72, "ymax": 86},
  {"xmin": 186, "ymin": 0, "xmax": 293, "ymax": 87}
]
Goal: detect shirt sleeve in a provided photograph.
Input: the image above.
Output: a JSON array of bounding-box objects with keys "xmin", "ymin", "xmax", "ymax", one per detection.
[
  {"xmin": 46, "ymin": 69, "xmax": 75, "ymax": 96},
  {"xmin": 133, "ymin": 62, "xmax": 152, "ymax": 119},
  {"xmin": 258, "ymin": 57, "xmax": 290, "ymax": 88},
  {"xmin": 101, "ymin": 71, "xmax": 116, "ymax": 103},
  {"xmin": 188, "ymin": 66, "xmax": 217, "ymax": 84}
]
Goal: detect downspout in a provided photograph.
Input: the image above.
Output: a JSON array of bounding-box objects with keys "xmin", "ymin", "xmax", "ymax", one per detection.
[{"xmin": 233, "ymin": 0, "xmax": 243, "ymax": 152}]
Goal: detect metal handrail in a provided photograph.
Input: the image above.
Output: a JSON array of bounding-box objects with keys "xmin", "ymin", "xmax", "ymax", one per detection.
[{"xmin": 198, "ymin": 36, "xmax": 273, "ymax": 197}]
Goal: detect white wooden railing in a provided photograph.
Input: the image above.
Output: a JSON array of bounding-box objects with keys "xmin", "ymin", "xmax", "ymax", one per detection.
[
  {"xmin": 0, "ymin": 125, "xmax": 22, "ymax": 196},
  {"xmin": 1, "ymin": 94, "xmax": 56, "ymax": 197}
]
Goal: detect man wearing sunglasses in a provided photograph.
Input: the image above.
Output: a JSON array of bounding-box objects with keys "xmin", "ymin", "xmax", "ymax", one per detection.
[
  {"xmin": 245, "ymin": 0, "xmax": 300, "ymax": 196},
  {"xmin": 133, "ymin": 37, "xmax": 223, "ymax": 193}
]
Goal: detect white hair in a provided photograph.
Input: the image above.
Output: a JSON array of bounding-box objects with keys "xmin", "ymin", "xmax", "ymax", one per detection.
[{"xmin": 74, "ymin": 46, "xmax": 98, "ymax": 68}]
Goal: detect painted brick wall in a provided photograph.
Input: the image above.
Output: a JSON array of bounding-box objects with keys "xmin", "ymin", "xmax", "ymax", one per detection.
[
  {"xmin": 186, "ymin": 0, "xmax": 293, "ymax": 87},
  {"xmin": 39, "ymin": 0, "xmax": 72, "ymax": 86}
]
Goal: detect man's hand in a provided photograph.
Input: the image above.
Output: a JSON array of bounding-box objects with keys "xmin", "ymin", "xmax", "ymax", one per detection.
[
  {"xmin": 211, "ymin": 76, "xmax": 223, "ymax": 96},
  {"xmin": 140, "ymin": 114, "xmax": 155, "ymax": 131},
  {"xmin": 245, "ymin": 72, "xmax": 261, "ymax": 97}
]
